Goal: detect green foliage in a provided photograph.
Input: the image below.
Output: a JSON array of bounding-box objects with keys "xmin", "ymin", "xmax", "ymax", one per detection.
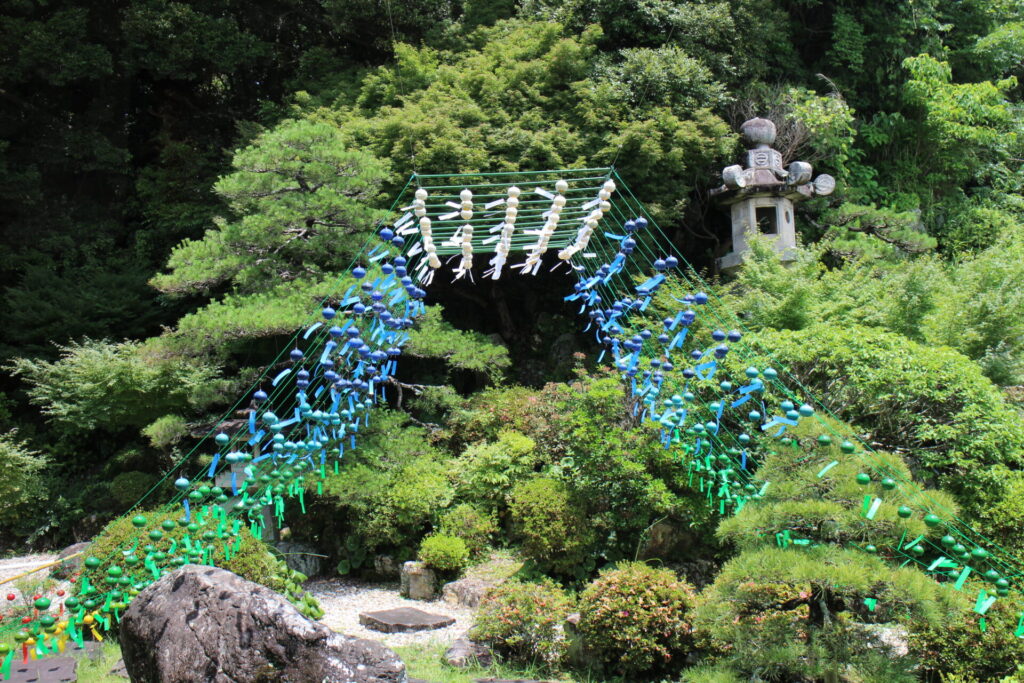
[
  {"xmin": 402, "ymin": 306, "xmax": 511, "ymax": 382},
  {"xmin": 438, "ymin": 504, "xmax": 498, "ymax": 557},
  {"xmin": 455, "ymin": 431, "xmax": 538, "ymax": 509},
  {"xmin": 8, "ymin": 339, "xmax": 221, "ymax": 436},
  {"xmin": 108, "ymin": 471, "xmax": 158, "ymax": 507},
  {"xmin": 0, "ymin": 431, "xmax": 48, "ymax": 536},
  {"xmin": 509, "ymin": 477, "xmax": 595, "ymax": 578},
  {"xmin": 910, "ymin": 588, "xmax": 1024, "ymax": 681},
  {"xmin": 903, "ymin": 54, "xmax": 1020, "ymax": 196},
  {"xmin": 152, "ymin": 118, "xmax": 389, "ymax": 297},
  {"xmin": 743, "ymin": 325, "xmax": 1024, "ymax": 514},
  {"xmin": 578, "ymin": 562, "xmax": 697, "ymax": 676},
  {"xmin": 472, "ymin": 579, "xmax": 576, "ymax": 666},
  {"xmin": 418, "ymin": 534, "xmax": 470, "ymax": 573},
  {"xmin": 335, "ymin": 18, "xmax": 735, "ymax": 226},
  {"xmin": 312, "ymin": 411, "xmax": 455, "ymax": 553},
  {"xmin": 723, "ymin": 235, "xmax": 1024, "ymax": 386},
  {"xmin": 141, "ymin": 415, "xmax": 189, "ymax": 450}
]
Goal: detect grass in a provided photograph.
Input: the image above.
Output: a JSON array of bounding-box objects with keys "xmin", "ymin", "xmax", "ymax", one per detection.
[
  {"xmin": 392, "ymin": 642, "xmax": 640, "ymax": 683},
  {"xmin": 74, "ymin": 642, "xmax": 124, "ymax": 683}
]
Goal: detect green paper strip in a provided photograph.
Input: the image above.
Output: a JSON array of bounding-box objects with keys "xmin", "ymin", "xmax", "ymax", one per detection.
[
  {"xmin": 865, "ymin": 498, "xmax": 882, "ymax": 520},
  {"xmin": 817, "ymin": 461, "xmax": 839, "ymax": 478},
  {"xmin": 955, "ymin": 566, "xmax": 973, "ymax": 591},
  {"xmin": 299, "ymin": 488, "xmax": 306, "ymax": 514},
  {"xmin": 2, "ymin": 649, "xmax": 15, "ymax": 678},
  {"xmin": 1014, "ymin": 612, "xmax": 1024, "ymax": 637},
  {"xmin": 980, "ymin": 617, "xmax": 987, "ymax": 632},
  {"xmin": 864, "ymin": 598, "xmax": 877, "ymax": 612},
  {"xmin": 902, "ymin": 534, "xmax": 924, "ymax": 551},
  {"xmin": 861, "ymin": 494, "xmax": 871, "ymax": 515},
  {"xmin": 974, "ymin": 589, "xmax": 997, "ymax": 615}
]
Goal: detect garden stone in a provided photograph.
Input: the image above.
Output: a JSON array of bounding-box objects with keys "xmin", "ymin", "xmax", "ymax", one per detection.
[
  {"xmin": 441, "ymin": 577, "xmax": 495, "ymax": 609},
  {"xmin": 444, "ymin": 636, "xmax": 493, "ymax": 668},
  {"xmin": 120, "ymin": 565, "xmax": 407, "ymax": 683},
  {"xmin": 359, "ymin": 606, "xmax": 455, "ymax": 633},
  {"xmin": 400, "ymin": 561, "xmax": 437, "ymax": 600},
  {"xmin": 274, "ymin": 540, "xmax": 323, "ymax": 578}
]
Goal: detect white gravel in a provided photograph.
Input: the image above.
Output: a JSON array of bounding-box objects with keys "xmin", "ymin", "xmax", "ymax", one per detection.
[
  {"xmin": 0, "ymin": 553, "xmax": 58, "ymax": 586},
  {"xmin": 307, "ymin": 577, "xmax": 475, "ymax": 647}
]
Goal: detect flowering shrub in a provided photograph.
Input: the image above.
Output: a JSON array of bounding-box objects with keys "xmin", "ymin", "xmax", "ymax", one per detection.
[
  {"xmin": 578, "ymin": 562, "xmax": 698, "ymax": 676},
  {"xmin": 471, "ymin": 580, "xmax": 576, "ymax": 665}
]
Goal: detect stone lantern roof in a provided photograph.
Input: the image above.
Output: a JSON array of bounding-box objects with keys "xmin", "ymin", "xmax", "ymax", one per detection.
[{"xmin": 710, "ymin": 117, "xmax": 835, "ymax": 204}]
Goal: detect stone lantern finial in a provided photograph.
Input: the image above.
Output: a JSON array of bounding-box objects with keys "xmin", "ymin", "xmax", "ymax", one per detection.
[{"xmin": 740, "ymin": 117, "xmax": 776, "ymax": 147}]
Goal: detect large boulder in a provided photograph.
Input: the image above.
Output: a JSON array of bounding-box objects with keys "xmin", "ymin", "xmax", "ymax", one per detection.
[{"xmin": 120, "ymin": 565, "xmax": 407, "ymax": 683}]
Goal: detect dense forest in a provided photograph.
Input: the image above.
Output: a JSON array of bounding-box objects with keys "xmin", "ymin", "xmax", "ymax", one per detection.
[{"xmin": 3, "ymin": 1, "xmax": 1024, "ymax": 681}]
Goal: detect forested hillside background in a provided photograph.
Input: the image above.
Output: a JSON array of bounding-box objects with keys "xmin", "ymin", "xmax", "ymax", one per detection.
[{"xmin": 3, "ymin": 0, "xmax": 1024, "ymax": 632}]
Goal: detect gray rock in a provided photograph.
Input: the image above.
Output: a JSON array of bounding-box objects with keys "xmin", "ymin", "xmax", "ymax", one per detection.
[
  {"xmin": 120, "ymin": 565, "xmax": 407, "ymax": 683},
  {"xmin": 445, "ymin": 637, "xmax": 493, "ymax": 668},
  {"xmin": 51, "ymin": 541, "xmax": 90, "ymax": 579},
  {"xmin": 274, "ymin": 540, "xmax": 323, "ymax": 578},
  {"xmin": 400, "ymin": 561, "xmax": 437, "ymax": 601},
  {"xmin": 441, "ymin": 577, "xmax": 494, "ymax": 609},
  {"xmin": 374, "ymin": 554, "xmax": 400, "ymax": 578},
  {"xmin": 359, "ymin": 607, "xmax": 455, "ymax": 633},
  {"xmin": 859, "ymin": 623, "xmax": 910, "ymax": 658}
]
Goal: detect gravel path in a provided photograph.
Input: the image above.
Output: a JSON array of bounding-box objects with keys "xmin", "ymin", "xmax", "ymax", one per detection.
[
  {"xmin": 307, "ymin": 577, "xmax": 475, "ymax": 648},
  {"xmin": 0, "ymin": 553, "xmax": 57, "ymax": 586}
]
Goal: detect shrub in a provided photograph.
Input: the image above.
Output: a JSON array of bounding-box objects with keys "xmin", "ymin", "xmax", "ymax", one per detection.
[
  {"xmin": 743, "ymin": 324, "xmax": 1024, "ymax": 528},
  {"xmin": 910, "ymin": 585, "xmax": 1024, "ymax": 681},
  {"xmin": 108, "ymin": 471, "xmax": 159, "ymax": 507},
  {"xmin": 472, "ymin": 580, "xmax": 576, "ymax": 665},
  {"xmin": 509, "ymin": 477, "xmax": 595, "ymax": 578},
  {"xmin": 418, "ymin": 534, "xmax": 469, "ymax": 573},
  {"xmin": 311, "ymin": 412, "xmax": 455, "ymax": 554},
  {"xmin": 83, "ymin": 507, "xmax": 323, "ymax": 620},
  {"xmin": 438, "ymin": 504, "xmax": 497, "ymax": 557},
  {"xmin": 454, "ymin": 430, "xmax": 538, "ymax": 510},
  {"xmin": 578, "ymin": 562, "xmax": 698, "ymax": 676},
  {"xmin": 0, "ymin": 431, "xmax": 48, "ymax": 539}
]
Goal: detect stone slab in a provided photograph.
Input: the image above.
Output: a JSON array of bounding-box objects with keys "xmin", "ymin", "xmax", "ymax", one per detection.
[
  {"xmin": 4, "ymin": 656, "xmax": 76, "ymax": 682},
  {"xmin": 358, "ymin": 607, "xmax": 455, "ymax": 633}
]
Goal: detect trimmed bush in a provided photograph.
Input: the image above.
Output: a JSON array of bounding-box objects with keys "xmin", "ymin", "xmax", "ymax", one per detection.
[
  {"xmin": 472, "ymin": 580, "xmax": 576, "ymax": 665},
  {"xmin": 418, "ymin": 534, "xmax": 469, "ymax": 573},
  {"xmin": 509, "ymin": 477, "xmax": 595, "ymax": 578},
  {"xmin": 438, "ymin": 504, "xmax": 497, "ymax": 557},
  {"xmin": 578, "ymin": 562, "xmax": 697, "ymax": 676}
]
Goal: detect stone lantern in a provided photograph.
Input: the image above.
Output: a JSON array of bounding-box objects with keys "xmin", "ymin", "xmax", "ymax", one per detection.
[{"xmin": 712, "ymin": 117, "xmax": 834, "ymax": 272}]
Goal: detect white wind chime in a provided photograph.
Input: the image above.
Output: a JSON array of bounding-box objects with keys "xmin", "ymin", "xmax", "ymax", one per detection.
[{"xmin": 404, "ymin": 178, "xmax": 618, "ymax": 284}]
